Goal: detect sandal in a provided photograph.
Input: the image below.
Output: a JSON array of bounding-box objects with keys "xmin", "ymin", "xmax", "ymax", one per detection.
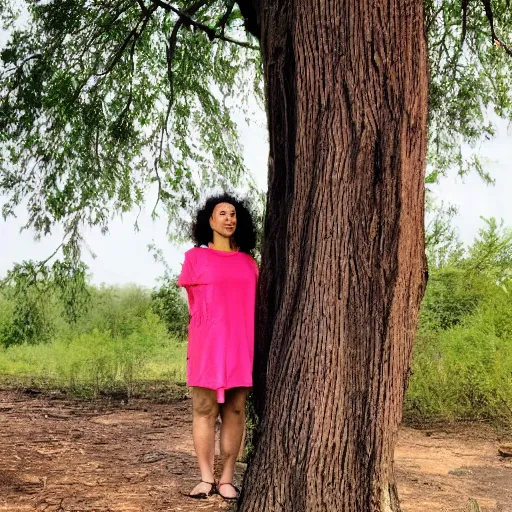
[
  {"xmin": 186, "ymin": 480, "xmax": 217, "ymax": 499},
  {"xmin": 217, "ymin": 482, "xmax": 241, "ymax": 501}
]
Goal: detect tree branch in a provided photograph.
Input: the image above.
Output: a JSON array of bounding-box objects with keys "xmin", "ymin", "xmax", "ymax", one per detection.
[
  {"xmin": 0, "ymin": 54, "xmax": 42, "ymax": 80},
  {"xmin": 74, "ymin": 4, "xmax": 132, "ymax": 65},
  {"xmin": 152, "ymin": 155, "xmax": 164, "ymax": 217},
  {"xmin": 135, "ymin": 0, "xmax": 149, "ymax": 14},
  {"xmin": 39, "ymin": 242, "xmax": 65, "ymax": 267},
  {"xmin": 95, "ymin": 4, "xmax": 158, "ymax": 78},
  {"xmin": 153, "ymin": 0, "xmax": 259, "ymax": 49},
  {"xmin": 115, "ymin": 39, "xmax": 136, "ymax": 124},
  {"xmin": 235, "ymin": 0, "xmax": 260, "ymax": 39},
  {"xmin": 96, "ymin": 27, "xmax": 139, "ymax": 77},
  {"xmin": 480, "ymin": 0, "xmax": 512, "ymax": 57},
  {"xmin": 425, "ymin": 4, "xmax": 444, "ymax": 36},
  {"xmin": 461, "ymin": 0, "xmax": 469, "ymax": 46},
  {"xmin": 217, "ymin": 0, "xmax": 235, "ymax": 36},
  {"xmin": 164, "ymin": 0, "xmax": 210, "ymax": 102}
]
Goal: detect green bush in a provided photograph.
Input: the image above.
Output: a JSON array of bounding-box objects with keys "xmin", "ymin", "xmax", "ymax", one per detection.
[
  {"xmin": 72, "ymin": 285, "xmax": 154, "ymax": 339},
  {"xmin": 151, "ymin": 275, "xmax": 188, "ymax": 339},
  {"xmin": 0, "ymin": 292, "xmax": 14, "ymax": 347},
  {"xmin": 405, "ymin": 217, "xmax": 512, "ymax": 425},
  {"xmin": 419, "ymin": 268, "xmax": 488, "ymax": 331},
  {"xmin": 406, "ymin": 324, "xmax": 512, "ymax": 422},
  {"xmin": 0, "ymin": 310, "xmax": 186, "ymax": 396},
  {"xmin": 0, "ymin": 285, "xmax": 61, "ymax": 347}
]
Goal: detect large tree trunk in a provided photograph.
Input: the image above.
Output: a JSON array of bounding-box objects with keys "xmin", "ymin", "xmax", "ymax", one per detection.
[{"xmin": 238, "ymin": 1, "xmax": 428, "ymax": 511}]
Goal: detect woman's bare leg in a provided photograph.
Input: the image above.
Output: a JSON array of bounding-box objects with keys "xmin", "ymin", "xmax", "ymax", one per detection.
[
  {"xmin": 190, "ymin": 387, "xmax": 219, "ymax": 495},
  {"xmin": 218, "ymin": 387, "xmax": 250, "ymax": 498}
]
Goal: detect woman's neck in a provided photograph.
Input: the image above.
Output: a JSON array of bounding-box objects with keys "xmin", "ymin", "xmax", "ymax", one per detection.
[{"xmin": 209, "ymin": 233, "xmax": 235, "ymax": 252}]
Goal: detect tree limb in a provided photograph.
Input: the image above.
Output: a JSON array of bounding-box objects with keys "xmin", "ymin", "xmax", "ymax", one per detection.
[
  {"xmin": 115, "ymin": 41, "xmax": 136, "ymax": 125},
  {"xmin": 135, "ymin": 0, "xmax": 149, "ymax": 14},
  {"xmin": 73, "ymin": 3, "xmax": 133, "ymax": 66},
  {"xmin": 461, "ymin": 0, "xmax": 469, "ymax": 46},
  {"xmin": 217, "ymin": 0, "xmax": 235, "ymax": 36},
  {"xmin": 116, "ymin": 7, "xmax": 154, "ymax": 124},
  {"xmin": 96, "ymin": 25, "xmax": 140, "ymax": 77},
  {"xmin": 0, "ymin": 54, "xmax": 42, "ymax": 80},
  {"xmin": 425, "ymin": 4, "xmax": 444, "ymax": 36},
  {"xmin": 480, "ymin": 0, "xmax": 512, "ymax": 57},
  {"xmin": 164, "ymin": 0, "xmax": 209, "ymax": 102},
  {"xmin": 39, "ymin": 242, "xmax": 65, "ymax": 268},
  {"xmin": 152, "ymin": 0, "xmax": 259, "ymax": 49},
  {"xmin": 235, "ymin": 0, "xmax": 260, "ymax": 39}
]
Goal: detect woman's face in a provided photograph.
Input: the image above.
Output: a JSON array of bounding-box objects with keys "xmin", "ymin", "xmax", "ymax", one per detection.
[{"xmin": 209, "ymin": 202, "xmax": 237, "ymax": 238}]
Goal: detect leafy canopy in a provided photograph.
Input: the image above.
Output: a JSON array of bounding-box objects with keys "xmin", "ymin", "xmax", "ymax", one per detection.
[
  {"xmin": 425, "ymin": 0, "xmax": 512, "ymax": 183},
  {"xmin": 0, "ymin": 0, "xmax": 511, "ymax": 289}
]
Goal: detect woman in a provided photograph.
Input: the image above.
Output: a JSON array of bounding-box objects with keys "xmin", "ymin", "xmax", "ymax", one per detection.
[{"xmin": 177, "ymin": 193, "xmax": 258, "ymax": 501}]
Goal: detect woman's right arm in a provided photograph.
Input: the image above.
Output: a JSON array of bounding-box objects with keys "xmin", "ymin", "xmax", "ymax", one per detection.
[{"xmin": 177, "ymin": 250, "xmax": 196, "ymax": 288}]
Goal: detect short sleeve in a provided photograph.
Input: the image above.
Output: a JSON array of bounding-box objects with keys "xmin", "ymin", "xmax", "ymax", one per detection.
[{"xmin": 177, "ymin": 250, "xmax": 196, "ymax": 287}]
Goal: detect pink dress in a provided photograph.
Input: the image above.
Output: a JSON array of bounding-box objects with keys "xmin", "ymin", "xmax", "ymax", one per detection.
[{"xmin": 177, "ymin": 246, "xmax": 258, "ymax": 403}]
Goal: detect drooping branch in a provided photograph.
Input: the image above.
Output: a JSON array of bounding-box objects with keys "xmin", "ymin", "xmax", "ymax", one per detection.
[
  {"xmin": 152, "ymin": 0, "xmax": 258, "ymax": 214},
  {"xmin": 52, "ymin": 4, "xmax": 157, "ymax": 134},
  {"xmin": 480, "ymin": 0, "xmax": 512, "ymax": 56},
  {"xmin": 114, "ymin": 37, "xmax": 136, "ymax": 125},
  {"xmin": 96, "ymin": 5, "xmax": 157, "ymax": 78},
  {"xmin": 152, "ymin": 0, "xmax": 212, "ymax": 215},
  {"xmin": 95, "ymin": 29, "xmax": 138, "ymax": 77},
  {"xmin": 0, "ymin": 53, "xmax": 43, "ymax": 108},
  {"xmin": 135, "ymin": 0, "xmax": 149, "ymax": 14},
  {"xmin": 115, "ymin": 5, "xmax": 155, "ymax": 126},
  {"xmin": 53, "ymin": 4, "xmax": 155, "ymax": 112},
  {"xmin": 165, "ymin": 0, "xmax": 210, "ymax": 102},
  {"xmin": 67, "ymin": 3, "xmax": 133, "ymax": 71},
  {"xmin": 38, "ymin": 242, "xmax": 65, "ymax": 268}
]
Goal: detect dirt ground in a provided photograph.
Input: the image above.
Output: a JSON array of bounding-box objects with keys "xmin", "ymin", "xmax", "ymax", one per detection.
[{"xmin": 0, "ymin": 388, "xmax": 511, "ymax": 512}]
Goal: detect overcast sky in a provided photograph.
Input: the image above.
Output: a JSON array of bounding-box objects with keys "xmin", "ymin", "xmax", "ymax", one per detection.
[
  {"xmin": 431, "ymin": 119, "xmax": 512, "ymax": 238},
  {"xmin": 1, "ymin": 21, "xmax": 511, "ymax": 288}
]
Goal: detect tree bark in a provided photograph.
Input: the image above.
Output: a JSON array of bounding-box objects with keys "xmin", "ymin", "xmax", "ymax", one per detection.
[{"xmin": 238, "ymin": 1, "xmax": 429, "ymax": 511}]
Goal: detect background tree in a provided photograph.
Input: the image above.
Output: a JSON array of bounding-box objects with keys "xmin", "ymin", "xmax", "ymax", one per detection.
[{"xmin": 1, "ymin": 1, "xmax": 512, "ymax": 511}]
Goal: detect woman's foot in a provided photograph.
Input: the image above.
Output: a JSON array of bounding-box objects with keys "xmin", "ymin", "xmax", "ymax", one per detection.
[
  {"xmin": 187, "ymin": 480, "xmax": 216, "ymax": 499},
  {"xmin": 217, "ymin": 482, "xmax": 240, "ymax": 500}
]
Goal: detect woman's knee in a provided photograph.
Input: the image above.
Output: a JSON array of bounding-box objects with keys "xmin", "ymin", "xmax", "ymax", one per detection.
[
  {"xmin": 223, "ymin": 403, "xmax": 245, "ymax": 418},
  {"xmin": 192, "ymin": 388, "xmax": 219, "ymax": 418},
  {"xmin": 222, "ymin": 389, "xmax": 249, "ymax": 417}
]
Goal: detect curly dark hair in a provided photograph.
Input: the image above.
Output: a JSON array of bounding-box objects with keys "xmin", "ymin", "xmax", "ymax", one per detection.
[{"xmin": 192, "ymin": 193, "xmax": 257, "ymax": 255}]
